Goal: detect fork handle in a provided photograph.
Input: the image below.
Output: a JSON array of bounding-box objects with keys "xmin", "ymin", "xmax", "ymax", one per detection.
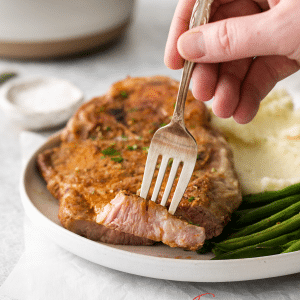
[{"xmin": 172, "ymin": 0, "xmax": 213, "ymax": 125}]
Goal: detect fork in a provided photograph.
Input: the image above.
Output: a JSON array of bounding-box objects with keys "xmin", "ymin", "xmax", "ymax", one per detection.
[{"xmin": 140, "ymin": 0, "xmax": 213, "ymax": 214}]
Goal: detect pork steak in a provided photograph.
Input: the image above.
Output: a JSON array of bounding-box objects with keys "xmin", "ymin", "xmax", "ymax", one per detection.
[{"xmin": 37, "ymin": 76, "xmax": 242, "ymax": 248}]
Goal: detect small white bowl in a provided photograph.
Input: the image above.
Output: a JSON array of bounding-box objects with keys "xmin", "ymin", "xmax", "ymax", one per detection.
[{"xmin": 0, "ymin": 77, "xmax": 84, "ymax": 130}]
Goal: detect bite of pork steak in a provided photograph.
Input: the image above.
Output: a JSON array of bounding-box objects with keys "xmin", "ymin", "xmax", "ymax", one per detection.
[{"xmin": 96, "ymin": 191, "xmax": 205, "ymax": 251}]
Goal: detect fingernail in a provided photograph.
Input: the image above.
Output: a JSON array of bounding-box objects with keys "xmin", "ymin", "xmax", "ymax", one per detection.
[{"xmin": 178, "ymin": 30, "xmax": 206, "ymax": 60}]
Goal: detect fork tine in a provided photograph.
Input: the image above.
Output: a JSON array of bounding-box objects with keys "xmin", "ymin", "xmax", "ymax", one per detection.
[
  {"xmin": 151, "ymin": 156, "xmax": 169, "ymax": 202},
  {"xmin": 140, "ymin": 151, "xmax": 159, "ymax": 199},
  {"xmin": 160, "ymin": 158, "xmax": 181, "ymax": 206},
  {"xmin": 168, "ymin": 161, "xmax": 196, "ymax": 215}
]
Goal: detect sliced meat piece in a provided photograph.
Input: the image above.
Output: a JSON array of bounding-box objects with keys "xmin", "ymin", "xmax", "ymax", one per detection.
[
  {"xmin": 58, "ymin": 187, "xmax": 154, "ymax": 245},
  {"xmin": 97, "ymin": 191, "xmax": 205, "ymax": 251},
  {"xmin": 67, "ymin": 219, "xmax": 154, "ymax": 245}
]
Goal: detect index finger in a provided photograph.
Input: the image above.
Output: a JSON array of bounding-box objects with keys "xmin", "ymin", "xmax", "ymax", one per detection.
[{"xmin": 164, "ymin": 0, "xmax": 196, "ymax": 69}]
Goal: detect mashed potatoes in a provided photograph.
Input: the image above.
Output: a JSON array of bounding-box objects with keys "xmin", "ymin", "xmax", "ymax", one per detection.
[{"xmin": 210, "ymin": 89, "xmax": 300, "ymax": 195}]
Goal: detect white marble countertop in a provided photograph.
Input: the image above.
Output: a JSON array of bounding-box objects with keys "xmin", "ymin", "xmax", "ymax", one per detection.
[{"xmin": 1, "ymin": 0, "xmax": 300, "ymax": 299}]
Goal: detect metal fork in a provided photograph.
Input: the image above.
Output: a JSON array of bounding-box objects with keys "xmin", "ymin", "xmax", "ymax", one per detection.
[{"xmin": 140, "ymin": 0, "xmax": 213, "ymax": 214}]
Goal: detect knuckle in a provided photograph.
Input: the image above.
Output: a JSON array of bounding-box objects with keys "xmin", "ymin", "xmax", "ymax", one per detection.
[
  {"xmin": 217, "ymin": 20, "xmax": 236, "ymax": 57},
  {"xmin": 261, "ymin": 58, "xmax": 280, "ymax": 84},
  {"xmin": 286, "ymin": 48, "xmax": 300, "ymax": 66}
]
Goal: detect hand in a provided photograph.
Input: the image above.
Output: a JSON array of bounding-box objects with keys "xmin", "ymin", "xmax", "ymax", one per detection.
[{"xmin": 164, "ymin": 0, "xmax": 300, "ymax": 124}]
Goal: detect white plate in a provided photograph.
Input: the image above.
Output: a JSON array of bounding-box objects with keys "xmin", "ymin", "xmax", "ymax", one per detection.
[{"xmin": 20, "ymin": 133, "xmax": 300, "ymax": 282}]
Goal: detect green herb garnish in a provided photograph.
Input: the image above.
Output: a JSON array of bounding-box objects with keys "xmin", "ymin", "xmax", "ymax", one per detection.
[
  {"xmin": 111, "ymin": 156, "xmax": 124, "ymax": 163},
  {"xmin": 101, "ymin": 145, "xmax": 123, "ymax": 163},
  {"xmin": 143, "ymin": 146, "xmax": 149, "ymax": 153},
  {"xmin": 120, "ymin": 91, "xmax": 128, "ymax": 98},
  {"xmin": 127, "ymin": 144, "xmax": 138, "ymax": 151},
  {"xmin": 96, "ymin": 106, "xmax": 105, "ymax": 113},
  {"xmin": 128, "ymin": 107, "xmax": 138, "ymax": 112},
  {"xmin": 188, "ymin": 196, "xmax": 195, "ymax": 202},
  {"xmin": 101, "ymin": 147, "xmax": 120, "ymax": 156}
]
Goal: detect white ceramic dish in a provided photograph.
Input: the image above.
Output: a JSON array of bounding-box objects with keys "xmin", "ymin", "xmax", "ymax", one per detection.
[
  {"xmin": 20, "ymin": 133, "xmax": 300, "ymax": 282},
  {"xmin": 0, "ymin": 77, "xmax": 84, "ymax": 130}
]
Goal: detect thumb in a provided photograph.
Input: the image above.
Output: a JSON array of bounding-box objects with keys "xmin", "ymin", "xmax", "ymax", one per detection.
[{"xmin": 177, "ymin": 9, "xmax": 281, "ymax": 63}]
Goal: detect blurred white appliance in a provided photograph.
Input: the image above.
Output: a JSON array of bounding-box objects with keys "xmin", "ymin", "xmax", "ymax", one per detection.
[{"xmin": 0, "ymin": 0, "xmax": 135, "ymax": 59}]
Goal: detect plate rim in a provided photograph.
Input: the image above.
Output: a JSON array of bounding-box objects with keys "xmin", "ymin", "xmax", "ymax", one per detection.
[{"xmin": 20, "ymin": 133, "xmax": 300, "ymax": 282}]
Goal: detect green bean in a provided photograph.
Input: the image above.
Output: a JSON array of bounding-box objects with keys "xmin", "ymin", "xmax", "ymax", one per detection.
[
  {"xmin": 214, "ymin": 213, "xmax": 300, "ymax": 252},
  {"xmin": 281, "ymin": 240, "xmax": 296, "ymax": 250},
  {"xmin": 212, "ymin": 228, "xmax": 300, "ymax": 259},
  {"xmin": 234, "ymin": 194, "xmax": 300, "ymax": 227},
  {"xmin": 231, "ymin": 207, "xmax": 257, "ymax": 221},
  {"xmin": 212, "ymin": 245, "xmax": 282, "ymax": 260},
  {"xmin": 281, "ymin": 239, "xmax": 300, "ymax": 253},
  {"xmin": 212, "ymin": 247, "xmax": 226, "ymax": 257},
  {"xmin": 228, "ymin": 200, "xmax": 300, "ymax": 238},
  {"xmin": 241, "ymin": 182, "xmax": 300, "ymax": 208}
]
